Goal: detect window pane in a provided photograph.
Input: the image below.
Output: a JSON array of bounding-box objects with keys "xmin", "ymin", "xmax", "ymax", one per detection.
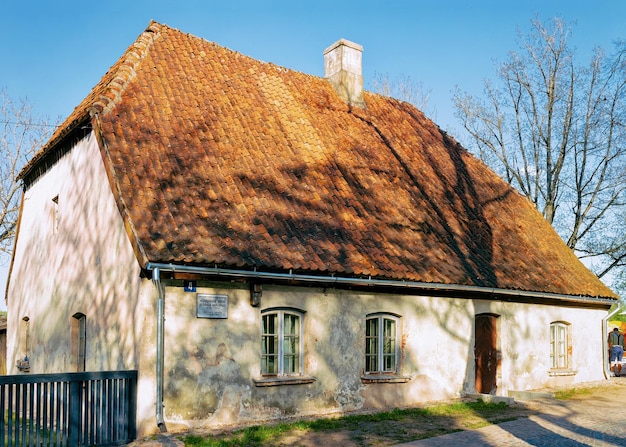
[
  {"xmin": 365, "ymin": 318, "xmax": 379, "ymax": 373},
  {"xmin": 262, "ymin": 334, "xmax": 277, "ymax": 355},
  {"xmin": 283, "ymin": 314, "xmax": 300, "ymax": 374},
  {"xmin": 383, "ymin": 318, "xmax": 396, "ymax": 338},
  {"xmin": 557, "ymin": 325, "xmax": 567, "ymax": 368},
  {"xmin": 284, "ymin": 314, "xmax": 299, "ymax": 335},
  {"xmin": 261, "ymin": 334, "xmax": 278, "ymax": 374},
  {"xmin": 383, "ymin": 319, "xmax": 396, "ymax": 372},
  {"xmin": 550, "ymin": 323, "xmax": 568, "ymax": 369},
  {"xmin": 262, "ymin": 354, "xmax": 277, "ymax": 374},
  {"xmin": 383, "ymin": 352, "xmax": 395, "ymax": 371},
  {"xmin": 366, "ymin": 318, "xmax": 378, "ymax": 337},
  {"xmin": 282, "ymin": 333, "xmax": 298, "ymax": 372},
  {"xmin": 262, "ymin": 314, "xmax": 279, "ymax": 374},
  {"xmin": 263, "ymin": 314, "xmax": 277, "ymax": 336},
  {"xmin": 365, "ymin": 354, "xmax": 378, "ymax": 373},
  {"xmin": 550, "ymin": 324, "xmax": 556, "ymax": 368}
]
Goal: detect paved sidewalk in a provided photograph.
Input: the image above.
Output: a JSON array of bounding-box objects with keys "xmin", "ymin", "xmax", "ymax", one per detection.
[{"xmin": 395, "ymin": 379, "xmax": 626, "ymax": 447}]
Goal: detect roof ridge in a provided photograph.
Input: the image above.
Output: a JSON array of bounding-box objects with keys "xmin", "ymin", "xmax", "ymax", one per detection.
[{"xmin": 89, "ymin": 21, "xmax": 162, "ymax": 117}]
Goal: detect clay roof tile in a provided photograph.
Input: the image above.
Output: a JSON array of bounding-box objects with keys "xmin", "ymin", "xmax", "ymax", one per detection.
[{"xmin": 22, "ymin": 21, "xmax": 617, "ymax": 300}]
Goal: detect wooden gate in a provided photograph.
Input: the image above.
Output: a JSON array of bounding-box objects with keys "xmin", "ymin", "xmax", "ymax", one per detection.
[
  {"xmin": 0, "ymin": 370, "xmax": 137, "ymax": 446},
  {"xmin": 474, "ymin": 314, "xmax": 498, "ymax": 394}
]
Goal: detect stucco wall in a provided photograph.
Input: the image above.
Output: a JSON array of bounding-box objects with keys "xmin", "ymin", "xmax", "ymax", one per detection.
[
  {"xmin": 7, "ymin": 132, "xmax": 144, "ymax": 374},
  {"xmin": 157, "ymin": 280, "xmax": 607, "ymax": 432}
]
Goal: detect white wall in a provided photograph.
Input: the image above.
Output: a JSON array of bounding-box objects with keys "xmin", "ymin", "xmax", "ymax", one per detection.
[
  {"xmin": 6, "ymin": 131, "xmax": 144, "ymax": 374},
  {"xmin": 154, "ymin": 281, "xmax": 607, "ymax": 433}
]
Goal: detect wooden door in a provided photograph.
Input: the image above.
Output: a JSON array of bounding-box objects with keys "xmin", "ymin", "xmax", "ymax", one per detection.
[{"xmin": 474, "ymin": 314, "xmax": 498, "ymax": 394}]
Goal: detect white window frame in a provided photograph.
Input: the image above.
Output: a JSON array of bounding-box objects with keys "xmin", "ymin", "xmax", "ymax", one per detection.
[
  {"xmin": 365, "ymin": 313, "xmax": 400, "ymax": 374},
  {"xmin": 261, "ymin": 309, "xmax": 303, "ymax": 376},
  {"xmin": 550, "ymin": 321, "xmax": 570, "ymax": 369}
]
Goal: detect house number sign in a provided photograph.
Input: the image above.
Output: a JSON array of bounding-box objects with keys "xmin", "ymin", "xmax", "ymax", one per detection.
[{"xmin": 197, "ymin": 294, "xmax": 228, "ymax": 319}]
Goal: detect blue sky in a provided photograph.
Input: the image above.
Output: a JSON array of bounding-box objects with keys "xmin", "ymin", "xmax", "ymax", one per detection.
[
  {"xmin": 2, "ymin": 1, "xmax": 625, "ymax": 133},
  {"xmin": 1, "ymin": 0, "xmax": 625, "ymax": 307}
]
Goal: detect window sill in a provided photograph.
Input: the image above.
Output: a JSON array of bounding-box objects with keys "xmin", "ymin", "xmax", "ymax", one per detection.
[
  {"xmin": 361, "ymin": 374, "xmax": 412, "ymax": 383},
  {"xmin": 253, "ymin": 376, "xmax": 316, "ymax": 387},
  {"xmin": 548, "ymin": 369, "xmax": 577, "ymax": 377}
]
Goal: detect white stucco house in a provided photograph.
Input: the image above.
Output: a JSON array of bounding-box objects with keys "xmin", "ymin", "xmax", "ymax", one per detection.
[{"xmin": 5, "ymin": 21, "xmax": 618, "ymax": 436}]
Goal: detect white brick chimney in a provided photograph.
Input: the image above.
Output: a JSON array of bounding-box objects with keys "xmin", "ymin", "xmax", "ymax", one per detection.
[{"xmin": 324, "ymin": 39, "xmax": 364, "ymax": 108}]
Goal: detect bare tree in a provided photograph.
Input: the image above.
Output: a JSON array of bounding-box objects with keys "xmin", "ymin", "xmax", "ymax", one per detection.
[
  {"xmin": 453, "ymin": 18, "xmax": 626, "ymax": 294},
  {"xmin": 371, "ymin": 71, "xmax": 434, "ymax": 117},
  {"xmin": 0, "ymin": 89, "xmax": 54, "ymax": 257}
]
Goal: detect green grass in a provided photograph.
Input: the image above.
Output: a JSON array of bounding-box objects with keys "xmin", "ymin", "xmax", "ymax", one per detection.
[{"xmin": 554, "ymin": 386, "xmax": 594, "ymax": 400}]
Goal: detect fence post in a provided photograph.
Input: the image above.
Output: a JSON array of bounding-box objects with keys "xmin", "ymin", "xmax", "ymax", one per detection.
[
  {"xmin": 68, "ymin": 379, "xmax": 81, "ymax": 446},
  {"xmin": 128, "ymin": 372, "xmax": 138, "ymax": 441}
]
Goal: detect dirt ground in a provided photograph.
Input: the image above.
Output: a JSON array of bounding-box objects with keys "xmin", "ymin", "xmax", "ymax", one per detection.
[
  {"xmin": 130, "ymin": 379, "xmax": 626, "ymax": 447},
  {"xmin": 262, "ymin": 380, "xmax": 626, "ymax": 446},
  {"xmin": 271, "ymin": 403, "xmax": 536, "ymax": 447}
]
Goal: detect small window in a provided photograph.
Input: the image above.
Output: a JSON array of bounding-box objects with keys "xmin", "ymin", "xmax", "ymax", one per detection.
[
  {"xmin": 550, "ymin": 321, "xmax": 570, "ymax": 369},
  {"xmin": 16, "ymin": 316, "xmax": 31, "ymax": 372},
  {"xmin": 72, "ymin": 313, "xmax": 86, "ymax": 372},
  {"xmin": 21, "ymin": 316, "xmax": 30, "ymax": 357},
  {"xmin": 51, "ymin": 195, "xmax": 59, "ymax": 235},
  {"xmin": 261, "ymin": 309, "xmax": 303, "ymax": 376},
  {"xmin": 365, "ymin": 314, "xmax": 399, "ymax": 374}
]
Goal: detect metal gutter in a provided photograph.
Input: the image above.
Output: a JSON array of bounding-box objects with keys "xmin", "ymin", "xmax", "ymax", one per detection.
[{"xmin": 146, "ymin": 262, "xmax": 616, "ymax": 306}]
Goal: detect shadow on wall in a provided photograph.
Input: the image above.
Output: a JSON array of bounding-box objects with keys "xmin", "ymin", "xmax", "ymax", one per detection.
[{"xmin": 7, "ymin": 132, "xmax": 143, "ymax": 374}]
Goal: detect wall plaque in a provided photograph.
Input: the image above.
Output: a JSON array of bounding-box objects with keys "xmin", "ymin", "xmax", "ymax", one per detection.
[{"xmin": 197, "ymin": 294, "xmax": 228, "ymax": 319}]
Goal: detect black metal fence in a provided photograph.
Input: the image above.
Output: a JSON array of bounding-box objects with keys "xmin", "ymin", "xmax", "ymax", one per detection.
[{"xmin": 0, "ymin": 370, "xmax": 137, "ymax": 447}]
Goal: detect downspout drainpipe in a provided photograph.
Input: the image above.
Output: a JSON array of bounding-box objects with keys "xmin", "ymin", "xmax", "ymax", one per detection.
[
  {"xmin": 152, "ymin": 267, "xmax": 167, "ymax": 432},
  {"xmin": 603, "ymin": 305, "xmax": 622, "ymax": 379}
]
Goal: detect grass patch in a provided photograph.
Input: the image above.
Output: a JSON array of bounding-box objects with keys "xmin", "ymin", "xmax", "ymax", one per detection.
[
  {"xmin": 180, "ymin": 400, "xmax": 530, "ymax": 447},
  {"xmin": 554, "ymin": 387, "xmax": 594, "ymax": 400}
]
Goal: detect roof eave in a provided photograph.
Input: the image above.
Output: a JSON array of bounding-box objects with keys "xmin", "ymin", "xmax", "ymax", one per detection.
[
  {"xmin": 145, "ymin": 262, "xmax": 617, "ymax": 308},
  {"xmin": 17, "ymin": 112, "xmax": 91, "ymax": 183}
]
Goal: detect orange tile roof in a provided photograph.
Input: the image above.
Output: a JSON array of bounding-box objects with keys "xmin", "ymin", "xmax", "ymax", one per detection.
[{"xmin": 24, "ymin": 21, "xmax": 617, "ymax": 299}]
